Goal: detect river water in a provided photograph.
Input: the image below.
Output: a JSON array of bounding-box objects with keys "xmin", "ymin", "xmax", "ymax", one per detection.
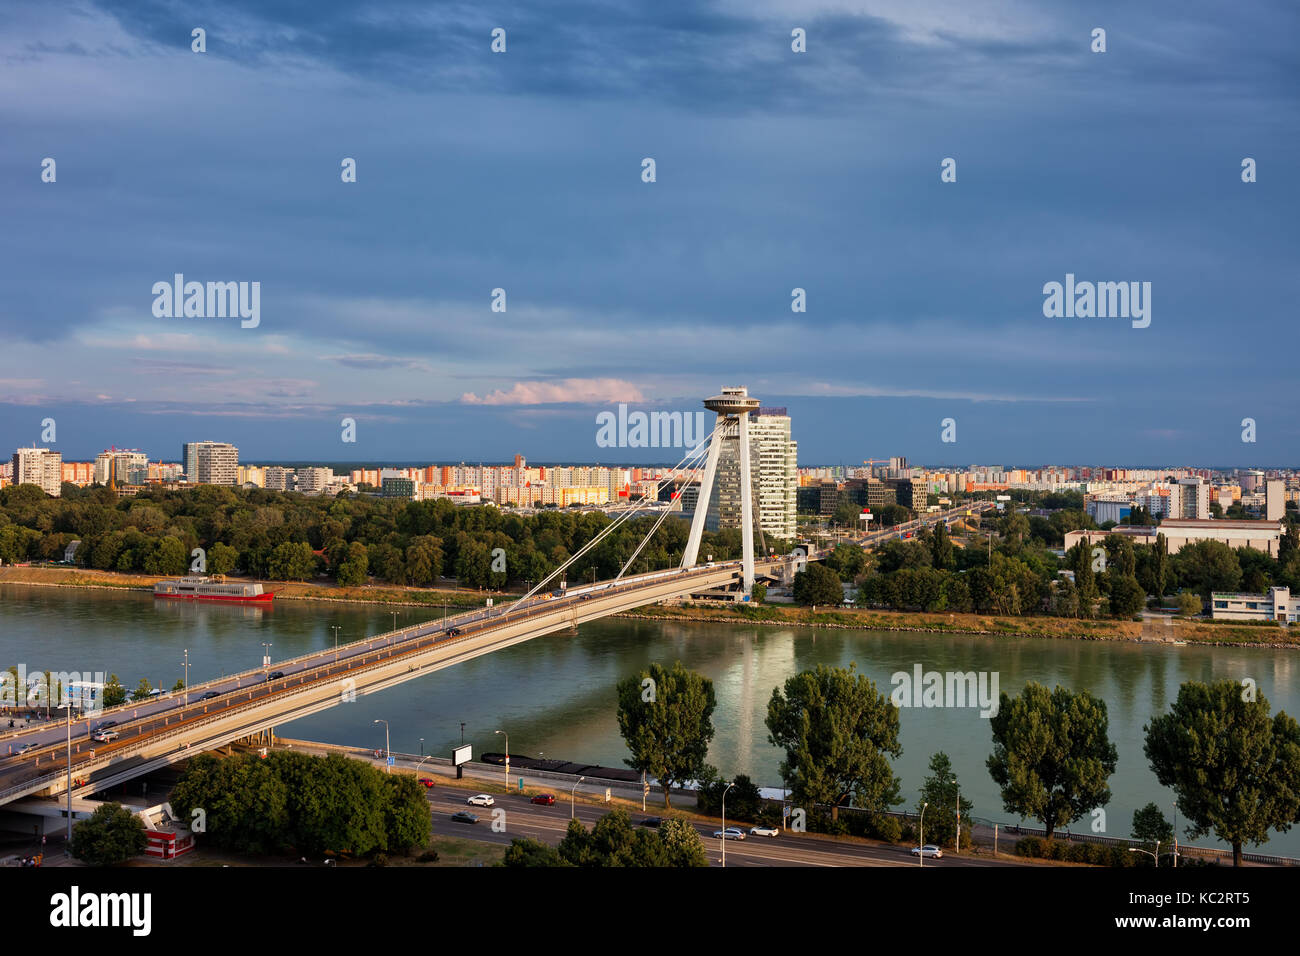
[{"xmin": 2, "ymin": 584, "xmax": 1297, "ymax": 855}]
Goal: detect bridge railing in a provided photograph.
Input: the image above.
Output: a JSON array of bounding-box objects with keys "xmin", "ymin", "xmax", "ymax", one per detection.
[{"xmin": 0, "ymin": 562, "xmax": 771, "ymax": 802}]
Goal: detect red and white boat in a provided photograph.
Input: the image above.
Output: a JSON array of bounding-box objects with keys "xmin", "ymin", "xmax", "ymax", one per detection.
[{"xmin": 153, "ymin": 575, "xmax": 274, "ymax": 604}]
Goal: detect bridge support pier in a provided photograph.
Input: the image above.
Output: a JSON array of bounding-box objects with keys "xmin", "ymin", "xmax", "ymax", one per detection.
[{"xmin": 681, "ymin": 387, "xmax": 760, "ymax": 595}]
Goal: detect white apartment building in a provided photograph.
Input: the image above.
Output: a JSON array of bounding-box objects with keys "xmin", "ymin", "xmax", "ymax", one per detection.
[
  {"xmin": 11, "ymin": 447, "xmax": 63, "ymax": 496},
  {"xmin": 297, "ymin": 467, "xmax": 334, "ymax": 494},
  {"xmin": 706, "ymin": 407, "xmax": 798, "ymax": 542},
  {"xmin": 184, "ymin": 441, "xmax": 239, "ymax": 485}
]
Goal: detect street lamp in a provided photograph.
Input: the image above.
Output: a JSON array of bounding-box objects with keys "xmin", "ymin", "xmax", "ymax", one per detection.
[
  {"xmin": 571, "ymin": 776, "xmax": 584, "ymax": 819},
  {"xmin": 62, "ymin": 698, "xmax": 73, "ymax": 852},
  {"xmin": 1172, "ymin": 801, "xmax": 1179, "ymax": 869},
  {"xmin": 331, "ymin": 626, "xmax": 342, "ymax": 663},
  {"xmin": 952, "ymin": 777, "xmax": 961, "ymax": 853},
  {"xmin": 182, "ymin": 649, "xmax": 189, "ymax": 706},
  {"xmin": 373, "ymin": 719, "xmax": 390, "ymax": 772},
  {"xmin": 721, "ymin": 781, "xmax": 736, "ymax": 868},
  {"xmin": 495, "ymin": 729, "xmax": 509, "ymax": 790},
  {"xmin": 261, "ymin": 642, "xmax": 272, "ymax": 678},
  {"xmin": 1128, "ymin": 843, "xmax": 1160, "ymax": 867},
  {"xmin": 920, "ymin": 802, "xmax": 928, "ymax": 867}
]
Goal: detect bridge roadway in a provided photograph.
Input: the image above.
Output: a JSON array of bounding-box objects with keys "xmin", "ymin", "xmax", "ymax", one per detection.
[
  {"xmin": 854, "ymin": 501, "xmax": 997, "ymax": 548},
  {"xmin": 0, "ymin": 557, "xmax": 791, "ymax": 806}
]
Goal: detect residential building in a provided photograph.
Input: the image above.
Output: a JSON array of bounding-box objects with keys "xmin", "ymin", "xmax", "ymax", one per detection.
[
  {"xmin": 184, "ymin": 441, "xmax": 238, "ymax": 485},
  {"xmin": 11, "ymin": 447, "xmax": 63, "ymax": 496}
]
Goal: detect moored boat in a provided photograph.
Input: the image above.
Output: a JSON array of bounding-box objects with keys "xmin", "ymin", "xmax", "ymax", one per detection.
[{"xmin": 153, "ymin": 574, "xmax": 274, "ymax": 604}]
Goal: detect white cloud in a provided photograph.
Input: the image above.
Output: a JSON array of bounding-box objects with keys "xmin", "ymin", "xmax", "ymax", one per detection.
[{"xmin": 461, "ymin": 378, "xmax": 646, "ymax": 406}]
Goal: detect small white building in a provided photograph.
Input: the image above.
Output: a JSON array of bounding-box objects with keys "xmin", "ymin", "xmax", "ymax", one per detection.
[{"xmin": 1211, "ymin": 587, "xmax": 1297, "ymax": 623}]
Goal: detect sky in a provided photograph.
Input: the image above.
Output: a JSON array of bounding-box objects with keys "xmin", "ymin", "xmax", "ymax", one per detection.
[{"xmin": 1, "ymin": 1, "xmax": 1297, "ymax": 467}]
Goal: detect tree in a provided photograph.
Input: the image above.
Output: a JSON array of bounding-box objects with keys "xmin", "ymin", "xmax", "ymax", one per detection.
[
  {"xmin": 503, "ymin": 837, "xmax": 567, "ymax": 866},
  {"xmin": 766, "ymin": 664, "xmax": 902, "ymax": 821},
  {"xmin": 917, "ymin": 752, "xmax": 974, "ymax": 848},
  {"xmin": 130, "ymin": 678, "xmax": 153, "ymax": 702},
  {"xmin": 697, "ymin": 772, "xmax": 762, "ymax": 820},
  {"xmin": 930, "ymin": 521, "xmax": 955, "ymax": 570},
  {"xmin": 660, "ymin": 817, "xmax": 709, "ymax": 866},
  {"xmin": 1176, "ymin": 592, "xmax": 1202, "ymax": 616},
  {"xmin": 70, "ymin": 802, "xmax": 147, "ymax": 865},
  {"xmin": 1131, "ymin": 802, "xmax": 1173, "ymax": 850},
  {"xmin": 383, "ymin": 773, "xmax": 433, "ymax": 854},
  {"xmin": 616, "ymin": 662, "xmax": 716, "ymax": 808},
  {"xmin": 750, "ymin": 582, "xmax": 767, "ymax": 604},
  {"xmin": 825, "ymin": 543, "xmax": 866, "ymax": 582},
  {"xmin": 1174, "ymin": 540, "xmax": 1241, "ymax": 601},
  {"xmin": 1107, "ymin": 573, "xmax": 1146, "ymax": 618},
  {"xmin": 792, "ymin": 562, "xmax": 843, "ymax": 607},
  {"xmin": 208, "ymin": 541, "xmax": 239, "ymax": 575},
  {"xmin": 987, "ymin": 682, "xmax": 1118, "ymax": 840},
  {"xmin": 102, "ymin": 674, "xmax": 127, "ymax": 708},
  {"xmin": 556, "ymin": 809, "xmax": 670, "ymax": 866},
  {"xmin": 335, "ymin": 542, "xmax": 369, "ymax": 587},
  {"xmin": 1144, "ymin": 679, "xmax": 1300, "ymax": 866},
  {"xmin": 267, "ymin": 541, "xmax": 316, "ymax": 581}
]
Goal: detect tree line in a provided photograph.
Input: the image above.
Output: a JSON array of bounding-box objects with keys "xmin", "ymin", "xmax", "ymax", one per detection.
[
  {"xmin": 614, "ymin": 661, "xmax": 1300, "ymax": 865},
  {"xmin": 802, "ymin": 509, "xmax": 1300, "ymax": 619},
  {"xmin": 0, "ymin": 482, "xmax": 768, "ymax": 588}
]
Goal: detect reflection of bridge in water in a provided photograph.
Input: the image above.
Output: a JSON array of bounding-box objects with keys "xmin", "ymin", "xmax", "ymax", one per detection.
[{"xmin": 0, "ymin": 386, "xmax": 808, "ymax": 812}]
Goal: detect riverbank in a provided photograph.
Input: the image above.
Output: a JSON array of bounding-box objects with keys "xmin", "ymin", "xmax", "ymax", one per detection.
[
  {"xmin": 626, "ymin": 601, "xmax": 1300, "ymax": 649},
  {"xmin": 3, "ymin": 565, "xmax": 1295, "ymax": 648},
  {"xmin": 0, "ymin": 566, "xmax": 500, "ymax": 612}
]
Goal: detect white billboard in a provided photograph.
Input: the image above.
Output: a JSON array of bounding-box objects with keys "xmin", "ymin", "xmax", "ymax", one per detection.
[{"xmin": 452, "ymin": 744, "xmax": 472, "ymax": 766}]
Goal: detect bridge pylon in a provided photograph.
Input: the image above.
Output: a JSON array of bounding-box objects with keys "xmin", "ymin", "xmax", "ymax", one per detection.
[{"xmin": 681, "ymin": 386, "xmax": 760, "ymax": 593}]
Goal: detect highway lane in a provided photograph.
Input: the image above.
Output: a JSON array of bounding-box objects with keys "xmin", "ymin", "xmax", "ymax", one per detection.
[
  {"xmin": 0, "ymin": 559, "xmax": 784, "ymax": 794},
  {"xmin": 425, "ymin": 782, "xmax": 1019, "ymax": 868}
]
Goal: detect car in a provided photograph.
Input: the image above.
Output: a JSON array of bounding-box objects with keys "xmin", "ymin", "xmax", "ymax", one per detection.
[
  {"xmin": 267, "ymin": 671, "xmax": 285, "ymax": 680},
  {"xmin": 91, "ymin": 730, "xmax": 119, "ymax": 743},
  {"xmin": 417, "ymin": 777, "xmax": 436, "ymax": 788},
  {"xmin": 95, "ymin": 720, "xmax": 118, "ymax": 731},
  {"xmin": 198, "ymin": 691, "xmax": 220, "ymax": 701},
  {"xmin": 467, "ymin": 794, "xmax": 495, "ymax": 807},
  {"xmin": 530, "ymin": 793, "xmax": 556, "ymax": 805},
  {"xmin": 451, "ymin": 811, "xmax": 478, "ymax": 824},
  {"xmin": 749, "ymin": 825, "xmax": 779, "ymax": 837},
  {"xmin": 713, "ymin": 827, "xmax": 746, "ymax": 841},
  {"xmin": 638, "ymin": 817, "xmax": 662, "ymax": 828},
  {"xmin": 447, "ymin": 628, "xmax": 461, "ymax": 637},
  {"xmin": 16, "ymin": 743, "xmax": 38, "ymax": 755},
  {"xmin": 910, "ymin": 844, "xmax": 943, "ymax": 858}
]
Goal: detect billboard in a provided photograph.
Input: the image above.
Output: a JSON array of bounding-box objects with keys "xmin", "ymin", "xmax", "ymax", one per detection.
[{"xmin": 452, "ymin": 744, "xmax": 472, "ymax": 766}]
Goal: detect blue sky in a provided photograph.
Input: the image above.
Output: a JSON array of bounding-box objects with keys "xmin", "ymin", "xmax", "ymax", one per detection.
[{"xmin": 2, "ymin": 1, "xmax": 1296, "ymax": 466}]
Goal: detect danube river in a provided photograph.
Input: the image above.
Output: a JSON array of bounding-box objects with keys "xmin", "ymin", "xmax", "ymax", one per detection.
[{"xmin": 3, "ymin": 584, "xmax": 1297, "ymax": 854}]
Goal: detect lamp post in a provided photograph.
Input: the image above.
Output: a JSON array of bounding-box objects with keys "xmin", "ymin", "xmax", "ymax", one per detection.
[
  {"xmin": 63, "ymin": 699, "xmax": 72, "ymax": 852},
  {"xmin": 460, "ymin": 722, "xmax": 465, "ymax": 745},
  {"xmin": 495, "ymin": 729, "xmax": 509, "ymax": 790},
  {"xmin": 721, "ymin": 781, "xmax": 736, "ymax": 868},
  {"xmin": 1128, "ymin": 843, "xmax": 1160, "ymax": 867},
  {"xmin": 261, "ymin": 642, "xmax": 272, "ymax": 678},
  {"xmin": 953, "ymin": 777, "xmax": 961, "ymax": 853},
  {"xmin": 331, "ymin": 626, "xmax": 341, "ymax": 663},
  {"xmin": 419, "ymin": 738, "xmax": 425, "ymax": 756},
  {"xmin": 373, "ymin": 719, "xmax": 390, "ymax": 772},
  {"xmin": 571, "ymin": 776, "xmax": 584, "ymax": 819},
  {"xmin": 1173, "ymin": 801, "xmax": 1179, "ymax": 869},
  {"xmin": 182, "ymin": 649, "xmax": 189, "ymax": 706},
  {"xmin": 920, "ymin": 802, "xmax": 928, "ymax": 867}
]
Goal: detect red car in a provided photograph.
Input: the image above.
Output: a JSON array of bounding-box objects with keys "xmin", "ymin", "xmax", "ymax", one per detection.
[
  {"xmin": 530, "ymin": 793, "xmax": 556, "ymax": 805},
  {"xmin": 418, "ymin": 777, "xmax": 436, "ymax": 788}
]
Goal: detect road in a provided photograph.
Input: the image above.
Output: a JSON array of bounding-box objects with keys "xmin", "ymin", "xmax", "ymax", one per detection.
[{"xmin": 425, "ymin": 780, "xmax": 1020, "ymax": 868}]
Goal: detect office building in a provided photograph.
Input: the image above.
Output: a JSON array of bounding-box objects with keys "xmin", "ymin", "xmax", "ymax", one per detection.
[
  {"xmin": 705, "ymin": 405, "xmax": 798, "ymax": 541},
  {"xmin": 94, "ymin": 449, "xmax": 149, "ymax": 486},
  {"xmin": 1211, "ymin": 586, "xmax": 1297, "ymax": 623},
  {"xmin": 183, "ymin": 441, "xmax": 239, "ymax": 485}
]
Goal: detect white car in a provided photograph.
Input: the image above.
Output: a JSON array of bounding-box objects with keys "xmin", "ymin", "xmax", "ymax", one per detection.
[
  {"xmin": 466, "ymin": 794, "xmax": 495, "ymax": 807},
  {"xmin": 749, "ymin": 825, "xmax": 779, "ymax": 838},
  {"xmin": 713, "ymin": 827, "xmax": 746, "ymax": 841},
  {"xmin": 910, "ymin": 844, "xmax": 943, "ymax": 858},
  {"xmin": 92, "ymin": 730, "xmax": 119, "ymax": 743}
]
